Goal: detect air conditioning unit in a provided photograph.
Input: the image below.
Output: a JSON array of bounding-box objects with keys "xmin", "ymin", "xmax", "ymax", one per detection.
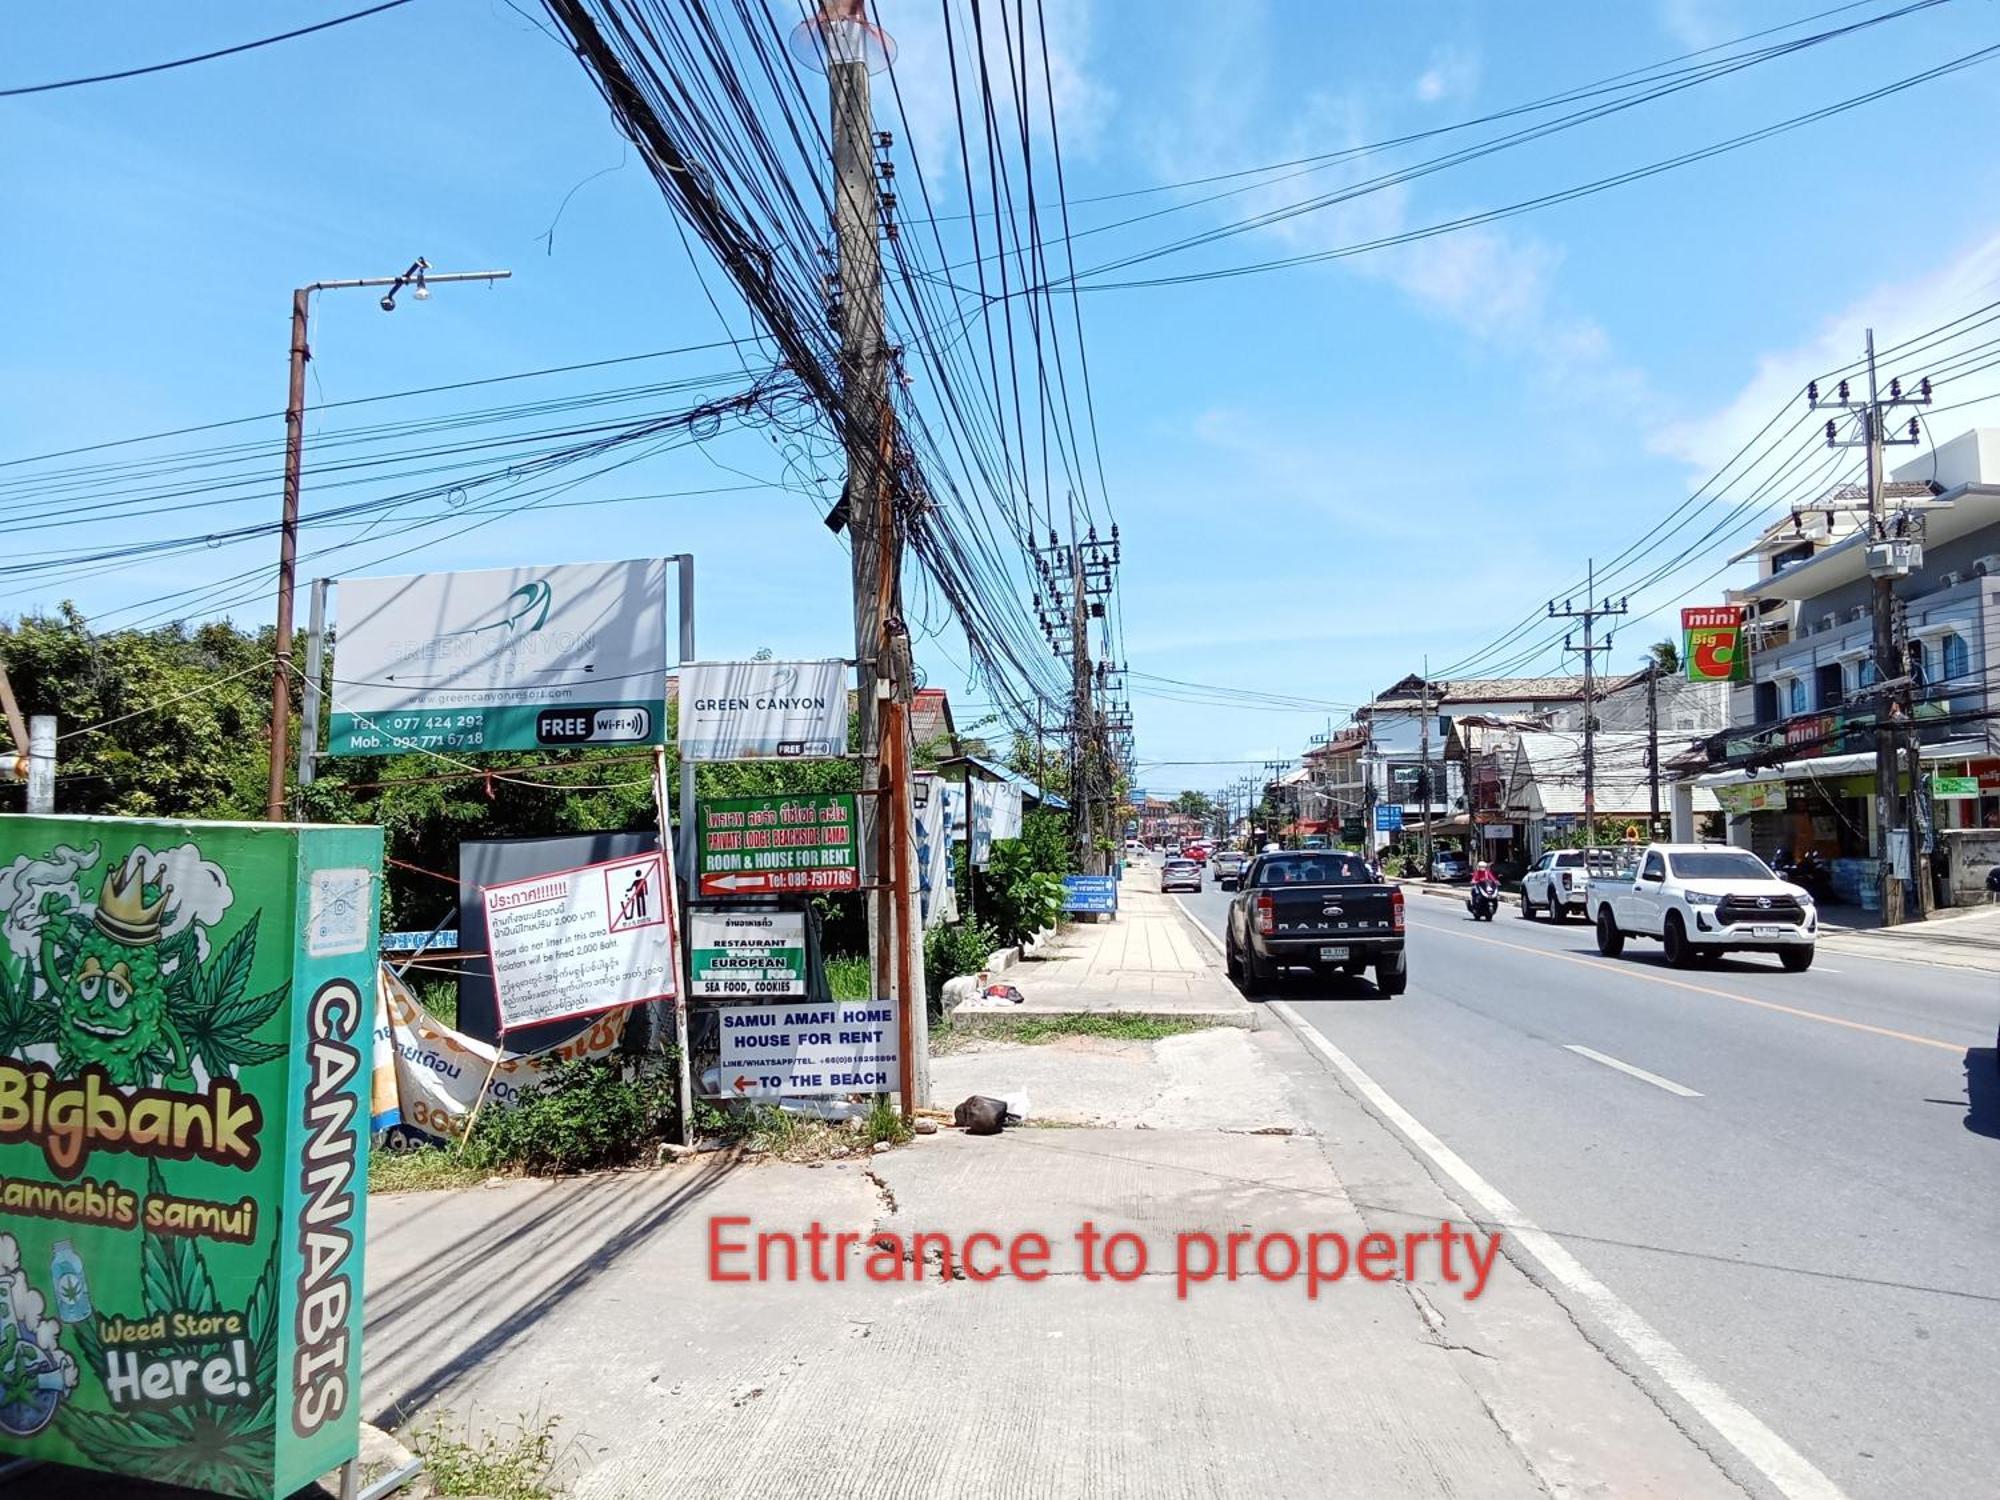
[{"xmin": 1846, "ymin": 604, "xmax": 1869, "ymax": 622}]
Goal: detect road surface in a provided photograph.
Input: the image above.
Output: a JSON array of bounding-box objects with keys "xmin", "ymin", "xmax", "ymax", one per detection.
[{"xmin": 1174, "ymin": 868, "xmax": 1999, "ymax": 1500}]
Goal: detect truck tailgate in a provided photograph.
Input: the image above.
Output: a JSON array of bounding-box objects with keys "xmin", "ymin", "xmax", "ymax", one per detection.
[{"xmin": 1262, "ymin": 885, "xmax": 1400, "ymax": 938}]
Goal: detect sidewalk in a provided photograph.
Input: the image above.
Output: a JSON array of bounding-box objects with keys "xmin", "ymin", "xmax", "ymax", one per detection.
[
  {"xmin": 350, "ymin": 881, "xmax": 1750, "ymax": 1499},
  {"xmin": 950, "ymin": 862, "xmax": 1253, "ymax": 1028}
]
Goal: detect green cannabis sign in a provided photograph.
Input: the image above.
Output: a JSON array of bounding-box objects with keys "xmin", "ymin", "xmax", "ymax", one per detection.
[{"xmin": 0, "ymin": 815, "xmax": 382, "ymax": 1498}]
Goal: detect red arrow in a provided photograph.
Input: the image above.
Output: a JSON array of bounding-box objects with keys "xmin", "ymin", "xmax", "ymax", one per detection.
[{"xmin": 732, "ymin": 1075, "xmax": 757, "ymax": 1094}]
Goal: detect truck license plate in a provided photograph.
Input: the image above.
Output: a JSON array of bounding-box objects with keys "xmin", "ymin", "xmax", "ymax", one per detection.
[
  {"xmin": 1320, "ymin": 946, "xmax": 1349, "ymax": 961},
  {"xmin": 1748, "ymin": 925, "xmax": 1782, "ymax": 938}
]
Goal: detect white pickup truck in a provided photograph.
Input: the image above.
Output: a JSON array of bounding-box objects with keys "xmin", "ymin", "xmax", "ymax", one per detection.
[
  {"xmin": 1587, "ymin": 843, "xmax": 1818, "ymax": 971},
  {"xmin": 1520, "ymin": 849, "xmax": 1595, "ymax": 921}
]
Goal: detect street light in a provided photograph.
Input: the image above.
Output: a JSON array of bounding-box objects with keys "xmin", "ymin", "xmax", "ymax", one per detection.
[{"xmin": 265, "ymin": 259, "xmax": 512, "ymax": 820}]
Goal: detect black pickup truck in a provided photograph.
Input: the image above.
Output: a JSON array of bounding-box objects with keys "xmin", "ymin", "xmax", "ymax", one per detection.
[{"xmin": 1224, "ymin": 850, "xmax": 1407, "ymax": 995}]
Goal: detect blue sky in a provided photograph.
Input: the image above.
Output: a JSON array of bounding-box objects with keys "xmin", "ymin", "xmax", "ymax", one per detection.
[{"xmin": 5, "ymin": 1, "xmax": 1999, "ymax": 798}]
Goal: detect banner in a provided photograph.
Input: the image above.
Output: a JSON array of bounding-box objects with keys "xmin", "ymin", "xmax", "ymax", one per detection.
[
  {"xmin": 482, "ymin": 852, "xmax": 677, "ymax": 1032},
  {"xmin": 1714, "ymin": 781, "xmax": 1788, "ymax": 814},
  {"xmin": 0, "ymin": 817, "xmax": 382, "ymax": 1497},
  {"xmin": 688, "ymin": 911, "xmax": 806, "ymax": 998},
  {"xmin": 912, "ymin": 773, "xmax": 954, "ymax": 928},
  {"xmin": 329, "ymin": 559, "xmax": 669, "ymax": 755},
  {"xmin": 1682, "ymin": 605, "xmax": 1750, "ymax": 683},
  {"xmin": 969, "ymin": 781, "xmax": 1023, "ymax": 867},
  {"xmin": 373, "ymin": 967, "xmax": 627, "ymax": 1148},
  {"xmin": 677, "ymin": 659, "xmax": 847, "ymax": 760}
]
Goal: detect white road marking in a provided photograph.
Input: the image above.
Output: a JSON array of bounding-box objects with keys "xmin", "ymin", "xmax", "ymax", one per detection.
[
  {"xmin": 1268, "ymin": 1000, "xmax": 1849, "ymax": 1500},
  {"xmin": 1562, "ymin": 1043, "xmax": 1703, "ymax": 1097}
]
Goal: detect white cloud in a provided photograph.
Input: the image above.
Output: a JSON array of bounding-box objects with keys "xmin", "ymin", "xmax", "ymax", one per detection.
[
  {"xmin": 1650, "ymin": 231, "xmax": 2000, "ymax": 478},
  {"xmin": 1415, "ymin": 46, "xmax": 1480, "ymax": 105},
  {"xmin": 1659, "ymin": 0, "xmax": 1733, "ymax": 51}
]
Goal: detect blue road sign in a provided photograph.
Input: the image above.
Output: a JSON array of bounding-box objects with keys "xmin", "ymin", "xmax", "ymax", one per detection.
[
  {"xmin": 1374, "ymin": 804, "xmax": 1405, "ymax": 832},
  {"xmin": 1061, "ymin": 875, "xmax": 1120, "ymax": 914}
]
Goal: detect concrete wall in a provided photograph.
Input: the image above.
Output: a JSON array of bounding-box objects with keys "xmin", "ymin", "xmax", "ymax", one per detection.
[{"xmin": 1940, "ymin": 828, "xmax": 2000, "ymax": 904}]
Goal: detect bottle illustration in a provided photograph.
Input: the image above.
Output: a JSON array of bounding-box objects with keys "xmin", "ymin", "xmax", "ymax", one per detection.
[{"xmin": 50, "ymin": 1243, "xmax": 91, "ymax": 1324}]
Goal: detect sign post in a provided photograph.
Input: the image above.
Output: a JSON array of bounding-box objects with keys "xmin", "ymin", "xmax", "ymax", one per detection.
[{"xmin": 0, "ymin": 815, "xmax": 382, "ymax": 1498}]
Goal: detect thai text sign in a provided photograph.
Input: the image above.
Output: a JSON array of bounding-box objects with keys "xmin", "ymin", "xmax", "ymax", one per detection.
[
  {"xmin": 688, "ymin": 911, "xmax": 807, "ymax": 998},
  {"xmin": 1681, "ymin": 606, "xmax": 1749, "ymax": 683},
  {"xmin": 696, "ymin": 795, "xmax": 859, "ymax": 896},
  {"xmin": 677, "ymin": 659, "xmax": 846, "ymax": 760},
  {"xmin": 482, "ymin": 853, "xmax": 676, "ymax": 1031},
  {"xmin": 0, "ymin": 815, "xmax": 382, "ymax": 1498},
  {"xmin": 716, "ymin": 1001, "xmax": 899, "ymax": 1098},
  {"xmin": 328, "ymin": 559, "xmax": 669, "ymax": 755}
]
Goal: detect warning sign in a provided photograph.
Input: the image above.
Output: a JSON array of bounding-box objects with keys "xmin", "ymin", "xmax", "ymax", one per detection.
[
  {"xmin": 716, "ymin": 1001, "xmax": 900, "ymax": 1097},
  {"xmin": 482, "ymin": 852, "xmax": 677, "ymax": 1031}
]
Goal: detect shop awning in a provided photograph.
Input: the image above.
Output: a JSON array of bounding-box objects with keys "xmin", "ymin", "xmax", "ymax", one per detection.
[{"xmin": 1690, "ymin": 739, "xmax": 1988, "ymax": 788}]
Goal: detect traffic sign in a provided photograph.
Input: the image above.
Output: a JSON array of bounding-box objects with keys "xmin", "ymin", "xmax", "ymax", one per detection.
[
  {"xmin": 1061, "ymin": 875, "xmax": 1119, "ymax": 914},
  {"xmin": 696, "ymin": 793, "xmax": 859, "ymax": 896},
  {"xmin": 1374, "ymin": 804, "xmax": 1404, "ymax": 831}
]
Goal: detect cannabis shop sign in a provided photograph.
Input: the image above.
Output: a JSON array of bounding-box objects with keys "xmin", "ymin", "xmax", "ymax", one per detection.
[{"xmin": 0, "ymin": 815, "xmax": 382, "ymax": 1499}]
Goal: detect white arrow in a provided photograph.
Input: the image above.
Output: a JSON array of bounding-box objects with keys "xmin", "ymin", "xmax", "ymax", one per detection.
[{"xmin": 704, "ymin": 873, "xmax": 769, "ymax": 892}]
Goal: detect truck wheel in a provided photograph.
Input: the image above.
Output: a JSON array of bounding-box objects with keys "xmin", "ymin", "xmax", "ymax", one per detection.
[
  {"xmin": 1662, "ymin": 913, "xmax": 1695, "ymax": 969},
  {"xmin": 1375, "ymin": 950, "xmax": 1408, "ymax": 996},
  {"xmin": 1779, "ymin": 946, "xmax": 1815, "ymax": 973},
  {"xmin": 1520, "ymin": 891, "xmax": 1538, "ymax": 921},
  {"xmin": 1595, "ymin": 908, "xmax": 1625, "ymax": 957},
  {"xmin": 1225, "ymin": 932, "xmax": 1243, "ymax": 981}
]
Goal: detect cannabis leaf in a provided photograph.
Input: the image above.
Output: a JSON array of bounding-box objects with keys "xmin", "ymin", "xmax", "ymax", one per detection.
[
  {"xmin": 173, "ymin": 912, "xmax": 292, "ymax": 1080},
  {"xmin": 0, "ymin": 952, "xmax": 54, "ymax": 1056}
]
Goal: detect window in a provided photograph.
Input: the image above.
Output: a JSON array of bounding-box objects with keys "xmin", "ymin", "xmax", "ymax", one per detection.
[
  {"xmin": 1815, "ymin": 662, "xmax": 1843, "ymax": 709},
  {"xmin": 1858, "ymin": 658, "xmax": 1879, "ymax": 689},
  {"xmin": 1788, "ymin": 678, "xmax": 1808, "ymax": 714},
  {"xmin": 1909, "ymin": 640, "xmax": 1927, "ymax": 686},
  {"xmin": 1641, "ymin": 852, "xmax": 1667, "ymax": 881},
  {"xmin": 1669, "ymin": 850, "xmax": 1776, "ymax": 881},
  {"xmin": 1941, "ymin": 632, "xmax": 1970, "ymax": 682},
  {"xmin": 1754, "ymin": 680, "xmax": 1780, "ymax": 724}
]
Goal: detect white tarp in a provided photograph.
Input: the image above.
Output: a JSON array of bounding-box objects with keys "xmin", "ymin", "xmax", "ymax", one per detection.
[
  {"xmin": 969, "ymin": 780, "xmax": 1023, "ymax": 867},
  {"xmin": 678, "ymin": 658, "xmax": 847, "ymax": 760},
  {"xmin": 483, "ymin": 850, "xmax": 677, "ymax": 1031},
  {"xmin": 372, "ymin": 965, "xmax": 628, "ymax": 1147},
  {"xmin": 913, "ymin": 772, "xmax": 956, "ymax": 928}
]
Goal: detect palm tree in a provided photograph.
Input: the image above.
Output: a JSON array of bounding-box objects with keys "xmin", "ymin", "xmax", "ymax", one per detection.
[{"xmin": 1645, "ymin": 639, "xmax": 1680, "ymax": 674}]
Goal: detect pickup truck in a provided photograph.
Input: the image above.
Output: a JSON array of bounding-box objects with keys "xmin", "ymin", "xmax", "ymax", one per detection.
[
  {"xmin": 1211, "ymin": 850, "xmax": 1249, "ymax": 890},
  {"xmin": 1520, "ymin": 849, "xmax": 1597, "ymax": 921},
  {"xmin": 1587, "ymin": 842, "xmax": 1817, "ymax": 971},
  {"xmin": 1225, "ymin": 850, "xmax": 1407, "ymax": 995}
]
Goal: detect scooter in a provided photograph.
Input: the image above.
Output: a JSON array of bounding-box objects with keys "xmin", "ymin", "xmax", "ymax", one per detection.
[{"xmin": 1466, "ymin": 883, "xmax": 1500, "ymax": 921}]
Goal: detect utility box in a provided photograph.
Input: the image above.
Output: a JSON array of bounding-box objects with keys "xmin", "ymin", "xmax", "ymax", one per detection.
[{"xmin": 0, "ymin": 815, "xmax": 382, "ymax": 1498}]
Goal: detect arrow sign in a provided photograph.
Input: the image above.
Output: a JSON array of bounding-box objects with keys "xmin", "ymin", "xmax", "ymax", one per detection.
[
  {"xmin": 732, "ymin": 1075, "xmax": 757, "ymax": 1094},
  {"xmin": 702, "ymin": 872, "xmax": 772, "ymax": 894}
]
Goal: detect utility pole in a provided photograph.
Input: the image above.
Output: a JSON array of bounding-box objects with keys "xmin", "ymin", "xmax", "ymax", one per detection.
[
  {"xmin": 1551, "ymin": 560, "xmax": 1627, "ymax": 847},
  {"xmin": 1810, "ymin": 330, "xmax": 1931, "ymax": 924},
  {"xmin": 1418, "ymin": 659, "xmax": 1433, "ymax": 872},
  {"xmin": 1071, "ymin": 542, "xmax": 1094, "ymax": 873},
  {"xmin": 1646, "ymin": 662, "xmax": 1661, "ymax": 838},
  {"xmin": 263, "ymin": 260, "xmax": 511, "ymax": 821},
  {"xmin": 1032, "ymin": 517, "xmax": 1119, "ymax": 873}
]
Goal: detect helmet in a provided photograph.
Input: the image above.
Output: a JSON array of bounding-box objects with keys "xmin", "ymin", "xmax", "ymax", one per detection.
[{"xmin": 1475, "ymin": 861, "xmax": 1490, "ymax": 872}]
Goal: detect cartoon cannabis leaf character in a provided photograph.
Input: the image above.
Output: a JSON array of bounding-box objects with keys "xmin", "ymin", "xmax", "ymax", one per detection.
[
  {"xmin": 34, "ymin": 857, "xmax": 288, "ymax": 1090},
  {"xmin": 59, "ymin": 1163, "xmax": 280, "ymax": 1496}
]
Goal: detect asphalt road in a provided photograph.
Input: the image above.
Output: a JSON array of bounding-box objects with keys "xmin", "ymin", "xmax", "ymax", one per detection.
[{"xmin": 1173, "ymin": 866, "xmax": 2000, "ymax": 1500}]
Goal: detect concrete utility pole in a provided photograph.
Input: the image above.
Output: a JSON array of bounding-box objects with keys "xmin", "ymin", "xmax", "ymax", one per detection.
[
  {"xmin": 1646, "ymin": 662, "xmax": 1661, "ymax": 838},
  {"xmin": 1418, "ymin": 661, "xmax": 1433, "ymax": 872},
  {"xmin": 1810, "ymin": 330, "xmax": 1931, "ymax": 924},
  {"xmin": 263, "ymin": 260, "xmax": 510, "ymax": 821},
  {"xmin": 1070, "ymin": 543, "xmax": 1096, "ymax": 873},
  {"xmin": 1551, "ymin": 560, "xmax": 1627, "ymax": 847}
]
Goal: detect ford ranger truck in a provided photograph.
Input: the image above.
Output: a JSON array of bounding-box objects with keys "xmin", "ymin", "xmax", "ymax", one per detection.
[{"xmin": 1226, "ymin": 849, "xmax": 1407, "ymax": 995}]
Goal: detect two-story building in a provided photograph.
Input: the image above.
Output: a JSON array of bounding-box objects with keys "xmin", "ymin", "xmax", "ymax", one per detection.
[{"xmin": 1690, "ymin": 428, "xmax": 2000, "ymax": 902}]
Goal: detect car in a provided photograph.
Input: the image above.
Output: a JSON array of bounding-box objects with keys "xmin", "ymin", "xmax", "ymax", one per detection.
[
  {"xmin": 1521, "ymin": 849, "xmax": 1593, "ymax": 922},
  {"xmin": 1161, "ymin": 858, "xmax": 1203, "ymax": 893},
  {"xmin": 1300, "ymin": 835, "xmax": 1329, "ymax": 851},
  {"xmin": 1184, "ymin": 843, "xmax": 1211, "ymax": 865},
  {"xmin": 1224, "ymin": 850, "xmax": 1407, "ymax": 995},
  {"xmin": 1428, "ymin": 850, "xmax": 1468, "ymax": 883},
  {"xmin": 1587, "ymin": 842, "xmax": 1816, "ymax": 970},
  {"xmin": 1211, "ymin": 850, "xmax": 1249, "ymax": 890}
]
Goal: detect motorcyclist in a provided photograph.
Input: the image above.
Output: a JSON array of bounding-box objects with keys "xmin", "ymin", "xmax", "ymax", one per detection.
[{"xmin": 1467, "ymin": 861, "xmax": 1500, "ymax": 918}]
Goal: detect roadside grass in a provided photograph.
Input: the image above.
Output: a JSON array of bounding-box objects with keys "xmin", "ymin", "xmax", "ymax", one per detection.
[
  {"xmin": 368, "ymin": 1145, "xmax": 491, "ymax": 1195},
  {"xmin": 825, "ymin": 955, "xmax": 872, "ymax": 1000},
  {"xmin": 965, "ymin": 1014, "xmax": 1216, "ymax": 1045},
  {"xmin": 734, "ymin": 1098, "xmax": 911, "ymax": 1161},
  {"xmin": 408, "ymin": 1409, "xmax": 570, "ymax": 1499}
]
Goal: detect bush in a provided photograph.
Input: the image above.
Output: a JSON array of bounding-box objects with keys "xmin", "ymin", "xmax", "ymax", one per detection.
[
  {"xmin": 974, "ymin": 840, "xmax": 1065, "ymax": 947},
  {"xmin": 925, "ymin": 919, "xmax": 998, "ymax": 1012},
  {"xmin": 466, "ymin": 1055, "xmax": 680, "ymax": 1175}
]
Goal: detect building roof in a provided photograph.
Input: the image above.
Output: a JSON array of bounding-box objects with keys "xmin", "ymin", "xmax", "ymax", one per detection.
[
  {"xmin": 1366, "ymin": 672, "xmax": 1646, "ymax": 712},
  {"xmin": 942, "ymin": 753, "xmax": 1069, "ymax": 811}
]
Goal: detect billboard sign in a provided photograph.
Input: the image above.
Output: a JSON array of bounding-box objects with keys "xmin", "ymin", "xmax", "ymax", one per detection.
[
  {"xmin": 1681, "ymin": 605, "xmax": 1749, "ymax": 683},
  {"xmin": 688, "ymin": 911, "xmax": 807, "ymax": 998},
  {"xmin": 482, "ymin": 852, "xmax": 677, "ymax": 1031},
  {"xmin": 0, "ymin": 815, "xmax": 382, "ymax": 1497},
  {"xmin": 677, "ymin": 659, "xmax": 847, "ymax": 761},
  {"xmin": 328, "ymin": 559, "xmax": 668, "ymax": 755},
  {"xmin": 716, "ymin": 1001, "xmax": 899, "ymax": 1098},
  {"xmin": 696, "ymin": 794, "xmax": 859, "ymax": 896},
  {"xmin": 1374, "ymin": 804, "xmax": 1404, "ymax": 831}
]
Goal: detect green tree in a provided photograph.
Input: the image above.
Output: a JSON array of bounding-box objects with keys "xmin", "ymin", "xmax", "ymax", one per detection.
[
  {"xmin": 1172, "ymin": 789, "xmax": 1214, "ymax": 820},
  {"xmin": 1646, "ymin": 639, "xmax": 1681, "ymax": 674}
]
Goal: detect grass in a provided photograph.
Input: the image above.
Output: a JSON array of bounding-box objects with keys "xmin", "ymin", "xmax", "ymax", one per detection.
[
  {"xmin": 824, "ymin": 955, "xmax": 872, "ymax": 1000},
  {"xmin": 368, "ymin": 1145, "xmax": 491, "ymax": 1194},
  {"xmin": 970, "ymin": 1014, "xmax": 1215, "ymax": 1045},
  {"xmin": 408, "ymin": 1410, "xmax": 569, "ymax": 1499}
]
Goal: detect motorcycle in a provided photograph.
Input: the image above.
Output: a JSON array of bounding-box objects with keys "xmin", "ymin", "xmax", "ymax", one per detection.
[{"xmin": 1466, "ymin": 882, "xmax": 1500, "ymax": 921}]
